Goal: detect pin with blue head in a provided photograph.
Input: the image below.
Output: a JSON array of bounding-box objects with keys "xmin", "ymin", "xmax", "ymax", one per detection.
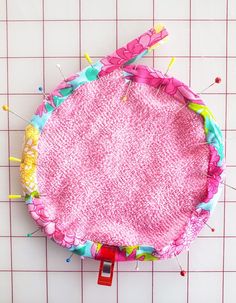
[
  {"xmin": 37, "ymin": 85, "xmax": 47, "ymax": 99},
  {"xmin": 66, "ymin": 253, "xmax": 73, "ymax": 263}
]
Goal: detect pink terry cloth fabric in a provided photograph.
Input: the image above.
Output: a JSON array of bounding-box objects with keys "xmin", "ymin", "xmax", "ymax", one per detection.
[{"xmin": 37, "ymin": 69, "xmax": 209, "ymax": 250}]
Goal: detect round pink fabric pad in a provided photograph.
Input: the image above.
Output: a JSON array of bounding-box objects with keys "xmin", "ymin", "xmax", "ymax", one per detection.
[{"xmin": 36, "ymin": 69, "xmax": 209, "ymax": 251}]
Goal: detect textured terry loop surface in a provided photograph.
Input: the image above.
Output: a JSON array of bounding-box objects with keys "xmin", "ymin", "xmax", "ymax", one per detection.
[{"xmin": 36, "ymin": 69, "xmax": 209, "ymax": 250}]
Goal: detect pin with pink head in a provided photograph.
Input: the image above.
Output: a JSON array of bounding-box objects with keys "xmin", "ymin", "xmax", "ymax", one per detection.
[{"xmin": 199, "ymin": 77, "xmax": 222, "ymax": 94}]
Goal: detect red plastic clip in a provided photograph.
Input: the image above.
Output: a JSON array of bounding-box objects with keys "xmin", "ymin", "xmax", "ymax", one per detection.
[{"xmin": 96, "ymin": 246, "xmax": 116, "ymax": 286}]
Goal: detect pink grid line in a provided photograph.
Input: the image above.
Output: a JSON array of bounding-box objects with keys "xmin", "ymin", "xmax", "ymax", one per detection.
[
  {"xmin": 0, "ymin": 18, "xmax": 236, "ymax": 21},
  {"xmin": 3, "ymin": 235, "xmax": 236, "ymax": 239},
  {"xmin": 4, "ymin": 1, "xmax": 14, "ymax": 302},
  {"xmin": 1, "ymin": 1, "xmax": 235, "ymax": 302},
  {"xmin": 222, "ymin": 1, "xmax": 229, "ymax": 302},
  {"xmin": 2, "ymin": 270, "xmax": 236, "ymax": 273},
  {"xmin": 116, "ymin": 1, "xmax": 119, "ymax": 302},
  {"xmin": 41, "ymin": 1, "xmax": 49, "ymax": 302},
  {"xmin": 0, "ymin": 269, "xmax": 235, "ymax": 274},
  {"xmin": 1, "ymin": 55, "xmax": 236, "ymax": 58},
  {"xmin": 152, "ymin": 2, "xmax": 155, "ymax": 301},
  {"xmin": 10, "ymin": 202, "xmax": 236, "ymax": 207},
  {"xmin": 6, "ymin": 163, "xmax": 236, "ymax": 169},
  {"xmin": 78, "ymin": 2, "xmax": 84, "ymax": 302},
  {"xmin": 186, "ymin": 1, "xmax": 192, "ymax": 301},
  {"xmin": 2, "ymin": 92, "xmax": 236, "ymax": 95}
]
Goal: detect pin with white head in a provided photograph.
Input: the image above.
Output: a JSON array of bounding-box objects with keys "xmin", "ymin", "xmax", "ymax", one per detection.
[
  {"xmin": 56, "ymin": 64, "xmax": 66, "ymax": 81},
  {"xmin": 2, "ymin": 105, "xmax": 31, "ymax": 124}
]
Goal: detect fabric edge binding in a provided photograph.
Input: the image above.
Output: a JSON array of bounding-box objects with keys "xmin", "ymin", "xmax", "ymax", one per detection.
[{"xmin": 19, "ymin": 26, "xmax": 224, "ymax": 261}]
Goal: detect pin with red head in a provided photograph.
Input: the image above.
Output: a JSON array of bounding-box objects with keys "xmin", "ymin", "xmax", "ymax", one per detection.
[{"xmin": 199, "ymin": 77, "xmax": 222, "ymax": 94}]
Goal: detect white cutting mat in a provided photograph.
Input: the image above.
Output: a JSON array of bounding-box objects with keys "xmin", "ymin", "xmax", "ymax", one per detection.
[{"xmin": 0, "ymin": 0, "xmax": 236, "ymax": 302}]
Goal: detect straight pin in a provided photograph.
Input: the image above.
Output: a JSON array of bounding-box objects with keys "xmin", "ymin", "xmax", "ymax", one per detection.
[
  {"xmin": 8, "ymin": 194, "xmax": 22, "ymax": 199},
  {"xmin": 175, "ymin": 102, "xmax": 189, "ymax": 115},
  {"xmin": 135, "ymin": 260, "xmax": 139, "ymax": 271},
  {"xmin": 27, "ymin": 227, "xmax": 41, "ymax": 237},
  {"xmin": 84, "ymin": 53, "xmax": 93, "ymax": 66},
  {"xmin": 38, "ymin": 86, "xmax": 48, "ymax": 99},
  {"xmin": 206, "ymin": 174, "xmax": 236, "ymax": 191},
  {"xmin": 84, "ymin": 53, "xmax": 100, "ymax": 79},
  {"xmin": 156, "ymin": 57, "xmax": 176, "ymax": 96},
  {"xmin": 8, "ymin": 193, "xmax": 46, "ymax": 200},
  {"xmin": 205, "ymin": 223, "xmax": 215, "ymax": 232},
  {"xmin": 56, "ymin": 64, "xmax": 66, "ymax": 81},
  {"xmin": 197, "ymin": 142, "xmax": 210, "ymax": 146},
  {"xmin": 9, "ymin": 156, "xmax": 38, "ymax": 167},
  {"xmin": 199, "ymin": 77, "xmax": 221, "ymax": 94},
  {"xmin": 165, "ymin": 101, "xmax": 189, "ymax": 127},
  {"xmin": 165, "ymin": 57, "xmax": 176, "ymax": 76},
  {"xmin": 155, "ymin": 85, "xmax": 162, "ymax": 96},
  {"xmin": 175, "ymin": 254, "xmax": 186, "ymax": 277},
  {"xmin": 121, "ymin": 79, "xmax": 132, "ymax": 102},
  {"xmin": 2, "ymin": 105, "xmax": 31, "ymax": 124},
  {"xmin": 66, "ymin": 253, "xmax": 74, "ymax": 263},
  {"xmin": 221, "ymin": 181, "xmax": 236, "ymax": 191},
  {"xmin": 121, "ymin": 65, "xmax": 138, "ymax": 102},
  {"xmin": 35, "ymin": 193, "xmax": 47, "ymax": 198},
  {"xmin": 9, "ymin": 156, "xmax": 22, "ymax": 163}
]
